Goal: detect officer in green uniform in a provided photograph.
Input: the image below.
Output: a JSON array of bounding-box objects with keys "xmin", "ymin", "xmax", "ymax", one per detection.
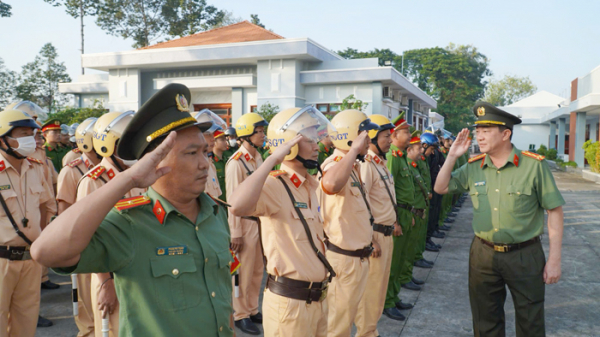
[
  {"xmin": 434, "ymin": 102, "xmax": 565, "ymax": 337},
  {"xmin": 42, "ymin": 119, "xmax": 70, "ymax": 171},
  {"xmin": 318, "ymin": 136, "xmax": 334, "ymax": 166},
  {"xmin": 222, "ymin": 127, "xmax": 239, "ymax": 163},
  {"xmin": 383, "ymin": 113, "xmax": 415, "ymax": 321},
  {"xmin": 413, "ymin": 131, "xmax": 434, "ymax": 269},
  {"xmin": 31, "ymin": 83, "xmax": 234, "ymax": 337},
  {"xmin": 212, "ymin": 129, "xmax": 228, "ymax": 202}
]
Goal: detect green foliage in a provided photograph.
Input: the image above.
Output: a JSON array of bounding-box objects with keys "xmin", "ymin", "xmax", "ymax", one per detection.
[
  {"xmin": 583, "ymin": 140, "xmax": 600, "ymax": 173},
  {"xmin": 0, "ymin": 58, "xmax": 17, "ymax": 108},
  {"xmin": 256, "ymin": 102, "xmax": 279, "ymax": 134},
  {"xmin": 43, "ymin": 0, "xmax": 100, "ymax": 18},
  {"xmin": 340, "ymin": 94, "xmax": 369, "ymax": 112},
  {"xmin": 15, "ymin": 43, "xmax": 71, "ymax": 113},
  {"xmin": 546, "ymin": 148, "xmax": 557, "ymax": 160},
  {"xmin": 537, "ymin": 144, "xmax": 547, "ymax": 156},
  {"xmin": 561, "ymin": 161, "xmax": 578, "ymax": 168},
  {"xmin": 0, "ymin": 0, "xmax": 11, "ymax": 17},
  {"xmin": 205, "ymin": 10, "xmax": 242, "ymax": 29},
  {"xmin": 483, "ymin": 75, "xmax": 537, "ymax": 106},
  {"xmin": 161, "ymin": 0, "xmax": 225, "ymax": 37},
  {"xmin": 250, "ymin": 14, "xmax": 265, "ymax": 28},
  {"xmin": 47, "ymin": 100, "xmax": 107, "ymax": 124}
]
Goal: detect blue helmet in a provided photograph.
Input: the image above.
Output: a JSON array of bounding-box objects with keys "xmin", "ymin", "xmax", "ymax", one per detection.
[{"xmin": 420, "ymin": 132, "xmax": 439, "ymax": 147}]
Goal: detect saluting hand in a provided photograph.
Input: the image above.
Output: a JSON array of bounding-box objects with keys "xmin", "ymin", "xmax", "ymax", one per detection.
[
  {"xmin": 448, "ymin": 128, "xmax": 471, "ymax": 158},
  {"xmin": 349, "ymin": 131, "xmax": 370, "ymax": 156},
  {"xmin": 125, "ymin": 132, "xmax": 177, "ymax": 189},
  {"xmin": 267, "ymin": 134, "xmax": 303, "ymax": 166}
]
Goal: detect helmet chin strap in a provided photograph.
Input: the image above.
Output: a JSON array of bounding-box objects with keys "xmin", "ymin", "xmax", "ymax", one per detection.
[
  {"xmin": 0, "ymin": 137, "xmax": 25, "ymax": 160},
  {"xmin": 295, "ymin": 155, "xmax": 323, "ymax": 178},
  {"xmin": 371, "ymin": 139, "xmax": 386, "ymax": 157},
  {"xmin": 110, "ymin": 154, "xmax": 125, "ymax": 172},
  {"xmin": 241, "ymin": 137, "xmax": 260, "ymax": 150}
]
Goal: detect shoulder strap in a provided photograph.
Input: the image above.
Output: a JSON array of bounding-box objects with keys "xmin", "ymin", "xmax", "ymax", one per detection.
[
  {"xmin": 239, "ymin": 157, "xmax": 254, "ymax": 176},
  {"xmin": 410, "ymin": 169, "xmax": 430, "ymax": 207},
  {"xmin": 349, "ymin": 170, "xmax": 374, "ymax": 226},
  {"xmin": 74, "ymin": 164, "xmax": 84, "ymax": 176},
  {"xmin": 0, "ymin": 192, "xmax": 32, "ymax": 245},
  {"xmin": 277, "ymin": 176, "xmax": 336, "ymax": 282}
]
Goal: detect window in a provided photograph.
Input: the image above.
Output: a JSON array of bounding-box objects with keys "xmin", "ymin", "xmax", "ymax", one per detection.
[
  {"xmin": 329, "ymin": 104, "xmax": 341, "ymax": 113},
  {"xmin": 250, "ymin": 105, "xmax": 258, "ymax": 113},
  {"xmin": 316, "ymin": 104, "xmax": 329, "ymax": 113},
  {"xmin": 194, "ymin": 104, "xmax": 232, "ymax": 126}
]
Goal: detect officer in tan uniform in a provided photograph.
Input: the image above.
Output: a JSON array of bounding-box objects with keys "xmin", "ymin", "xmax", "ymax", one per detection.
[
  {"xmin": 318, "ymin": 109, "xmax": 379, "ymax": 337},
  {"xmin": 193, "ymin": 109, "xmax": 227, "ymax": 199},
  {"xmin": 0, "ymin": 108, "xmax": 53, "ymax": 337},
  {"xmin": 354, "ymin": 115, "xmax": 398, "ymax": 337},
  {"xmin": 62, "ymin": 147, "xmax": 83, "ymax": 167},
  {"xmin": 229, "ymin": 106, "xmax": 336, "ymax": 337},
  {"xmin": 76, "ymin": 111, "xmax": 145, "ymax": 337},
  {"xmin": 225, "ymin": 112, "xmax": 268, "ymax": 335}
]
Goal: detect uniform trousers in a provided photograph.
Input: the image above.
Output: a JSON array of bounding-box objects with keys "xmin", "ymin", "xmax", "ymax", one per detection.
[
  {"xmin": 90, "ymin": 274, "xmax": 119, "ymax": 337},
  {"xmin": 398, "ymin": 214, "xmax": 418, "ymax": 285},
  {"xmin": 263, "ymin": 288, "xmax": 327, "ymax": 337},
  {"xmin": 384, "ymin": 209, "xmax": 413, "ymax": 308},
  {"xmin": 414, "ymin": 209, "xmax": 429, "ymax": 262},
  {"xmin": 354, "ymin": 233, "xmax": 393, "ymax": 337},
  {"xmin": 74, "ymin": 273, "xmax": 95, "ymax": 336},
  {"xmin": 232, "ymin": 221, "xmax": 264, "ymax": 321},
  {"xmin": 0, "ymin": 258, "xmax": 41, "ymax": 337}
]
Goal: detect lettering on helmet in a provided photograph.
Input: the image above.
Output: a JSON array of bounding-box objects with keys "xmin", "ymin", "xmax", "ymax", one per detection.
[
  {"xmin": 331, "ymin": 133, "xmax": 348, "ymax": 141},
  {"xmin": 92, "ymin": 131, "xmax": 107, "ymax": 141},
  {"xmin": 268, "ymin": 138, "xmax": 286, "ymax": 147}
]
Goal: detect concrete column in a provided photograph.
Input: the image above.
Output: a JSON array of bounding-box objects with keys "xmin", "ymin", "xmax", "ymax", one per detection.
[
  {"xmin": 558, "ymin": 118, "xmax": 566, "ymax": 155},
  {"xmin": 407, "ymin": 99, "xmax": 413, "ymax": 125},
  {"xmin": 590, "ymin": 117, "xmax": 598, "ymax": 142},
  {"xmin": 549, "ymin": 121, "xmax": 556, "ymax": 149},
  {"xmin": 371, "ymin": 82, "xmax": 382, "ymax": 116},
  {"xmin": 231, "ymin": 88, "xmax": 243, "ymax": 123},
  {"xmin": 575, "ymin": 111, "xmax": 587, "ymax": 167}
]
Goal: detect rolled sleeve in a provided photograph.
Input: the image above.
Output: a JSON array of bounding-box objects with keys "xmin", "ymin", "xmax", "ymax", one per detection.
[
  {"xmin": 252, "ymin": 179, "xmax": 283, "ymax": 218},
  {"xmin": 536, "ymin": 161, "xmax": 565, "ymax": 210},
  {"xmin": 448, "ymin": 163, "xmax": 469, "ymax": 194}
]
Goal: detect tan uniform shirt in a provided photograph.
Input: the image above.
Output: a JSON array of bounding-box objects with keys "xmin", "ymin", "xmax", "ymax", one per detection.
[
  {"xmin": 0, "ymin": 154, "xmax": 52, "ymax": 246},
  {"xmin": 205, "ymin": 159, "xmax": 222, "ymax": 199},
  {"xmin": 76, "ymin": 157, "xmax": 146, "ymax": 201},
  {"xmin": 56, "ymin": 153, "xmax": 95, "ymax": 206},
  {"xmin": 62, "ymin": 149, "xmax": 82, "ymax": 167},
  {"xmin": 252, "ymin": 164, "xmax": 327, "ymax": 282},
  {"xmin": 361, "ymin": 150, "xmax": 396, "ymax": 227},
  {"xmin": 318, "ymin": 149, "xmax": 372, "ymax": 251},
  {"xmin": 225, "ymin": 145, "xmax": 263, "ymax": 238}
]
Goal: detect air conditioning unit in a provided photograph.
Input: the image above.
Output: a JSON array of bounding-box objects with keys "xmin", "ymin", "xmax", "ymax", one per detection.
[
  {"xmin": 382, "ymin": 86, "xmax": 391, "ymax": 98},
  {"xmin": 401, "ymin": 96, "xmax": 409, "ymax": 106}
]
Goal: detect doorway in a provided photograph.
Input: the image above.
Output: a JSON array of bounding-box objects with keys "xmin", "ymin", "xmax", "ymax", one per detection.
[{"xmin": 193, "ymin": 103, "xmax": 233, "ymax": 126}]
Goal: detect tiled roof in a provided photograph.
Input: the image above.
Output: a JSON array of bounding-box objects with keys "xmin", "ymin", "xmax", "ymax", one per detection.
[{"xmin": 141, "ymin": 21, "xmax": 284, "ymax": 50}]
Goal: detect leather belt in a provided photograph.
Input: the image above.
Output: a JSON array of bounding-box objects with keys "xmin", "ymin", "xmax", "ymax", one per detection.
[
  {"xmin": 372, "ymin": 223, "xmax": 394, "ymax": 236},
  {"xmin": 241, "ymin": 216, "xmax": 259, "ymax": 222},
  {"xmin": 326, "ymin": 241, "xmax": 373, "ymax": 259},
  {"xmin": 397, "ymin": 204, "xmax": 426, "ymax": 219},
  {"xmin": 477, "ymin": 236, "xmax": 541, "ymax": 253},
  {"xmin": 0, "ymin": 246, "xmax": 31, "ymax": 261},
  {"xmin": 266, "ymin": 274, "xmax": 327, "ymax": 304}
]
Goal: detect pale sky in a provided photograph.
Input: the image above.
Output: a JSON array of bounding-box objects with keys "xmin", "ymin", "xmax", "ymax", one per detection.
[{"xmin": 1, "ymin": 0, "xmax": 598, "ymax": 99}]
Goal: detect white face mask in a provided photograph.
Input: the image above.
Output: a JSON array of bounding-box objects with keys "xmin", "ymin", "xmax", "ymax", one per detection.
[
  {"xmin": 8, "ymin": 136, "xmax": 37, "ymax": 157},
  {"xmin": 228, "ymin": 139, "xmax": 237, "ymax": 148},
  {"xmin": 121, "ymin": 159, "xmax": 138, "ymax": 167}
]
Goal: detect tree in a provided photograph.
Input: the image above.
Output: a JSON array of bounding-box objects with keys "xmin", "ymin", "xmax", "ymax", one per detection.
[
  {"xmin": 0, "ymin": 58, "xmax": 17, "ymax": 109},
  {"xmin": 483, "ymin": 74, "xmax": 537, "ymax": 106},
  {"xmin": 0, "ymin": 1, "xmax": 11, "ymax": 17},
  {"xmin": 250, "ymin": 14, "xmax": 264, "ymax": 28},
  {"xmin": 43, "ymin": 0, "xmax": 101, "ymax": 74},
  {"xmin": 16, "ymin": 43, "xmax": 72, "ymax": 113},
  {"xmin": 338, "ymin": 48, "xmax": 400, "ymax": 67},
  {"xmin": 47, "ymin": 99, "xmax": 107, "ymax": 124},
  {"xmin": 340, "ymin": 94, "xmax": 369, "ymax": 112},
  {"xmin": 96, "ymin": 0, "xmax": 226, "ymax": 48},
  {"xmin": 204, "ymin": 10, "xmax": 242, "ymax": 29},
  {"xmin": 256, "ymin": 102, "xmax": 279, "ymax": 134}
]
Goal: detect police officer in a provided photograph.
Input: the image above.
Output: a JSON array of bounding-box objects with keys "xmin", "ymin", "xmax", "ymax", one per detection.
[
  {"xmin": 193, "ymin": 109, "xmax": 227, "ymax": 200},
  {"xmin": 223, "ymin": 127, "xmax": 239, "ymax": 162},
  {"xmin": 212, "ymin": 129, "xmax": 228, "ymax": 201},
  {"xmin": 41, "ymin": 119, "xmax": 70, "ymax": 172},
  {"xmin": 383, "ymin": 113, "xmax": 415, "ymax": 321},
  {"xmin": 318, "ymin": 133, "xmax": 334, "ymax": 166},
  {"xmin": 0, "ymin": 108, "xmax": 53, "ymax": 336},
  {"xmin": 434, "ymin": 102, "xmax": 565, "ymax": 337},
  {"xmin": 76, "ymin": 110, "xmax": 146, "ymax": 337},
  {"xmin": 424, "ymin": 132, "xmax": 444, "ymax": 252},
  {"xmin": 354, "ymin": 115, "xmax": 399, "ymax": 337},
  {"xmin": 318, "ymin": 109, "xmax": 378, "ymax": 337},
  {"xmin": 415, "ymin": 132, "xmax": 437, "ymax": 264},
  {"xmin": 225, "ymin": 112, "xmax": 268, "ymax": 335},
  {"xmin": 229, "ymin": 106, "xmax": 335, "ymax": 337},
  {"xmin": 32, "ymin": 83, "xmax": 234, "ymax": 337}
]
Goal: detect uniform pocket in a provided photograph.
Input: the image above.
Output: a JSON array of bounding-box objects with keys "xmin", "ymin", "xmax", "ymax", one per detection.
[
  {"xmin": 505, "ymin": 185, "xmax": 536, "ymax": 214},
  {"xmin": 469, "ymin": 185, "xmax": 488, "ymax": 211},
  {"xmin": 150, "ymin": 254, "xmax": 200, "ymax": 311},
  {"xmin": 290, "ymin": 210, "xmax": 314, "ymax": 241}
]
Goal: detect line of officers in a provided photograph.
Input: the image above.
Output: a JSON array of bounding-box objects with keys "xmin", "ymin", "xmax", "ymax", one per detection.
[{"xmin": 0, "ymin": 97, "xmax": 465, "ymax": 337}]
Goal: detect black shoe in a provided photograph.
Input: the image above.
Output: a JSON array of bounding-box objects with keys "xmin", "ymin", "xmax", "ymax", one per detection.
[
  {"xmin": 37, "ymin": 315, "xmax": 53, "ymax": 328},
  {"xmin": 235, "ymin": 318, "xmax": 260, "ymax": 335},
  {"xmin": 452, "ymin": 207, "xmax": 460, "ymax": 212},
  {"xmin": 41, "ymin": 280, "xmax": 60, "ymax": 290},
  {"xmin": 395, "ymin": 300, "xmax": 414, "ymax": 310},
  {"xmin": 250, "ymin": 312, "xmax": 262, "ymax": 324},
  {"xmin": 432, "ymin": 231, "xmax": 445, "ymax": 239},
  {"xmin": 402, "ymin": 281, "xmax": 422, "ymax": 291},
  {"xmin": 427, "ymin": 238, "xmax": 442, "ymax": 249},
  {"xmin": 423, "ymin": 258, "xmax": 434, "ymax": 265},
  {"xmin": 414, "ymin": 259, "xmax": 433, "ymax": 268},
  {"xmin": 412, "ymin": 277, "xmax": 425, "ymax": 285},
  {"xmin": 425, "ymin": 242, "xmax": 440, "ymax": 252},
  {"xmin": 447, "ymin": 212, "xmax": 457, "ymax": 217},
  {"xmin": 444, "ymin": 218, "xmax": 455, "ymax": 223},
  {"xmin": 439, "ymin": 225, "xmax": 451, "ymax": 231},
  {"xmin": 383, "ymin": 307, "xmax": 406, "ymax": 321}
]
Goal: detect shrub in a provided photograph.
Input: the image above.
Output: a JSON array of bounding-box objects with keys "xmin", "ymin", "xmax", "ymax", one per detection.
[
  {"xmin": 583, "ymin": 140, "xmax": 600, "ymax": 173},
  {"xmin": 546, "ymin": 148, "xmax": 557, "ymax": 160},
  {"xmin": 537, "ymin": 144, "xmax": 547, "ymax": 156}
]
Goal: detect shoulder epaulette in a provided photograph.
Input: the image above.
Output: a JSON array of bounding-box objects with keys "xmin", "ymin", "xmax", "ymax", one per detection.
[
  {"xmin": 27, "ymin": 157, "xmax": 43, "ymax": 164},
  {"xmin": 364, "ymin": 155, "xmax": 372, "ymax": 162},
  {"xmin": 421, "ymin": 155, "xmax": 426, "ymax": 161},
  {"xmin": 114, "ymin": 195, "xmax": 151, "ymax": 211},
  {"xmin": 521, "ymin": 151, "xmax": 545, "ymax": 161},
  {"xmin": 468, "ymin": 153, "xmax": 486, "ymax": 163},
  {"xmin": 209, "ymin": 195, "xmax": 231, "ymax": 208},
  {"xmin": 68, "ymin": 158, "xmax": 83, "ymax": 168},
  {"xmin": 269, "ymin": 169, "xmax": 286, "ymax": 178},
  {"xmin": 87, "ymin": 166, "xmax": 106, "ymax": 180},
  {"xmin": 232, "ymin": 152, "xmax": 242, "ymax": 160},
  {"xmin": 73, "ymin": 148, "xmax": 81, "ymax": 153},
  {"xmin": 333, "ymin": 156, "xmax": 343, "ymax": 162},
  {"xmin": 397, "ymin": 150, "xmax": 403, "ymax": 157}
]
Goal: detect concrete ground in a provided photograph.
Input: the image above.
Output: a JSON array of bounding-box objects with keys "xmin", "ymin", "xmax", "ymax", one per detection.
[{"xmin": 36, "ymin": 170, "xmax": 600, "ymax": 336}]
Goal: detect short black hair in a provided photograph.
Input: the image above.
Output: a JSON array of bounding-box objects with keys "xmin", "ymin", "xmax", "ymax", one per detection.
[{"xmin": 498, "ymin": 125, "xmax": 513, "ymax": 140}]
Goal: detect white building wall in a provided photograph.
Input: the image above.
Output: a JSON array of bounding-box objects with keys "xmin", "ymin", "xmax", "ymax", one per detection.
[
  {"xmin": 107, "ymin": 68, "xmax": 141, "ymax": 111},
  {"xmin": 257, "ymin": 59, "xmax": 306, "ymax": 110},
  {"xmin": 512, "ymin": 124, "xmax": 550, "ymax": 151},
  {"xmin": 79, "ymin": 93, "xmax": 108, "ymax": 108},
  {"xmin": 190, "ymin": 91, "xmax": 232, "ymax": 105},
  {"xmin": 304, "ymin": 83, "xmax": 374, "ymax": 115}
]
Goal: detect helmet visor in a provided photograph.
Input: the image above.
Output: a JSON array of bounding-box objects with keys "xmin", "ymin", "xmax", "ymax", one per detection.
[
  {"xmin": 193, "ymin": 109, "xmax": 227, "ymax": 133},
  {"xmin": 13, "ymin": 101, "xmax": 48, "ymax": 121},
  {"xmin": 105, "ymin": 111, "xmax": 135, "ymax": 139},
  {"xmin": 280, "ymin": 106, "xmax": 336, "ymax": 143}
]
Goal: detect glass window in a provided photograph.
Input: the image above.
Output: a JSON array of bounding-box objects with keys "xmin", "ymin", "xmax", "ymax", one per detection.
[{"xmin": 316, "ymin": 104, "xmax": 329, "ymax": 113}]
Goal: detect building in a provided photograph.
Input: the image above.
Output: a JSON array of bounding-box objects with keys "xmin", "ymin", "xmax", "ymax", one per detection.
[{"xmin": 59, "ymin": 21, "xmax": 436, "ymax": 128}]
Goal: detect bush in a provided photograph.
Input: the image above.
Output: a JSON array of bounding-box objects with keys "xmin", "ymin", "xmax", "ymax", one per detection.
[
  {"xmin": 583, "ymin": 140, "xmax": 600, "ymax": 173},
  {"xmin": 558, "ymin": 160, "xmax": 577, "ymax": 168},
  {"xmin": 546, "ymin": 148, "xmax": 557, "ymax": 160},
  {"xmin": 537, "ymin": 144, "xmax": 548, "ymax": 156},
  {"xmin": 46, "ymin": 100, "xmax": 107, "ymax": 124}
]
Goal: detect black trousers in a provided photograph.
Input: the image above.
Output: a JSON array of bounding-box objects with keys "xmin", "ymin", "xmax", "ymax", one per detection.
[
  {"xmin": 427, "ymin": 192, "xmax": 443, "ymax": 237},
  {"xmin": 469, "ymin": 237, "xmax": 546, "ymax": 337}
]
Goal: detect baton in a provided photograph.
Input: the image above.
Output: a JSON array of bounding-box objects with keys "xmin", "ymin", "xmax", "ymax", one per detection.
[
  {"xmin": 71, "ymin": 274, "xmax": 78, "ymax": 316},
  {"xmin": 102, "ymin": 317, "xmax": 109, "ymax": 337},
  {"xmin": 234, "ymin": 273, "xmax": 239, "ymax": 298}
]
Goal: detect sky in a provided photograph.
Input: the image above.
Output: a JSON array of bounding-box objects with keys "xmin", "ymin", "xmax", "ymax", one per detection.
[{"xmin": 1, "ymin": 0, "xmax": 599, "ymax": 100}]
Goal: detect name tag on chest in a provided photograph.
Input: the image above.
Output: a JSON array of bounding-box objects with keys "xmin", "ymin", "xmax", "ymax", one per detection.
[
  {"xmin": 156, "ymin": 246, "xmax": 188, "ymax": 256},
  {"xmin": 0, "ymin": 185, "xmax": 10, "ymax": 191},
  {"xmin": 474, "ymin": 181, "xmax": 486, "ymax": 187},
  {"xmin": 293, "ymin": 202, "xmax": 308, "ymax": 209},
  {"xmin": 351, "ymin": 182, "xmax": 361, "ymax": 187}
]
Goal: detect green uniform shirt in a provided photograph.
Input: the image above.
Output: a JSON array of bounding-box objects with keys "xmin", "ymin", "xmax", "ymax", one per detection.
[
  {"xmin": 417, "ymin": 155, "xmax": 432, "ymax": 192},
  {"xmin": 56, "ymin": 188, "xmax": 233, "ymax": 337},
  {"xmin": 407, "ymin": 158, "xmax": 428, "ymax": 209},
  {"xmin": 44, "ymin": 143, "xmax": 69, "ymax": 172},
  {"xmin": 223, "ymin": 145, "xmax": 239, "ymax": 163},
  {"xmin": 448, "ymin": 146, "xmax": 565, "ymax": 244},
  {"xmin": 212, "ymin": 154, "xmax": 227, "ymax": 202},
  {"xmin": 386, "ymin": 145, "xmax": 415, "ymax": 207},
  {"xmin": 318, "ymin": 142, "xmax": 333, "ymax": 166}
]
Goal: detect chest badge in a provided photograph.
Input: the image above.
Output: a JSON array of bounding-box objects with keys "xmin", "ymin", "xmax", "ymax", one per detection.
[
  {"xmin": 156, "ymin": 245, "xmax": 188, "ymax": 256},
  {"xmin": 474, "ymin": 181, "xmax": 486, "ymax": 187}
]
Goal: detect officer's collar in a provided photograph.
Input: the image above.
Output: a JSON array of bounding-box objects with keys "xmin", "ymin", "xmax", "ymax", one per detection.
[
  {"xmin": 367, "ymin": 149, "xmax": 386, "ymax": 165},
  {"xmin": 240, "ymin": 143, "xmax": 258, "ymax": 161},
  {"xmin": 147, "ymin": 187, "xmax": 219, "ymax": 225},
  {"xmin": 0, "ymin": 151, "xmax": 31, "ymax": 173},
  {"xmin": 482, "ymin": 145, "xmax": 521, "ymax": 169},
  {"xmin": 281, "ymin": 163, "xmax": 317, "ymax": 190}
]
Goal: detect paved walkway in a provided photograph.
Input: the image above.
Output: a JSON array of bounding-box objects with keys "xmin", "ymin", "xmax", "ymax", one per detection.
[{"xmin": 36, "ymin": 170, "xmax": 600, "ymax": 336}]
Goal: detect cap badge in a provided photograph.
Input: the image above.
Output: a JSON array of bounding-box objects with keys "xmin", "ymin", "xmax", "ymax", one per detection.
[
  {"xmin": 477, "ymin": 107, "xmax": 485, "ymax": 117},
  {"xmin": 176, "ymin": 94, "xmax": 190, "ymax": 112}
]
